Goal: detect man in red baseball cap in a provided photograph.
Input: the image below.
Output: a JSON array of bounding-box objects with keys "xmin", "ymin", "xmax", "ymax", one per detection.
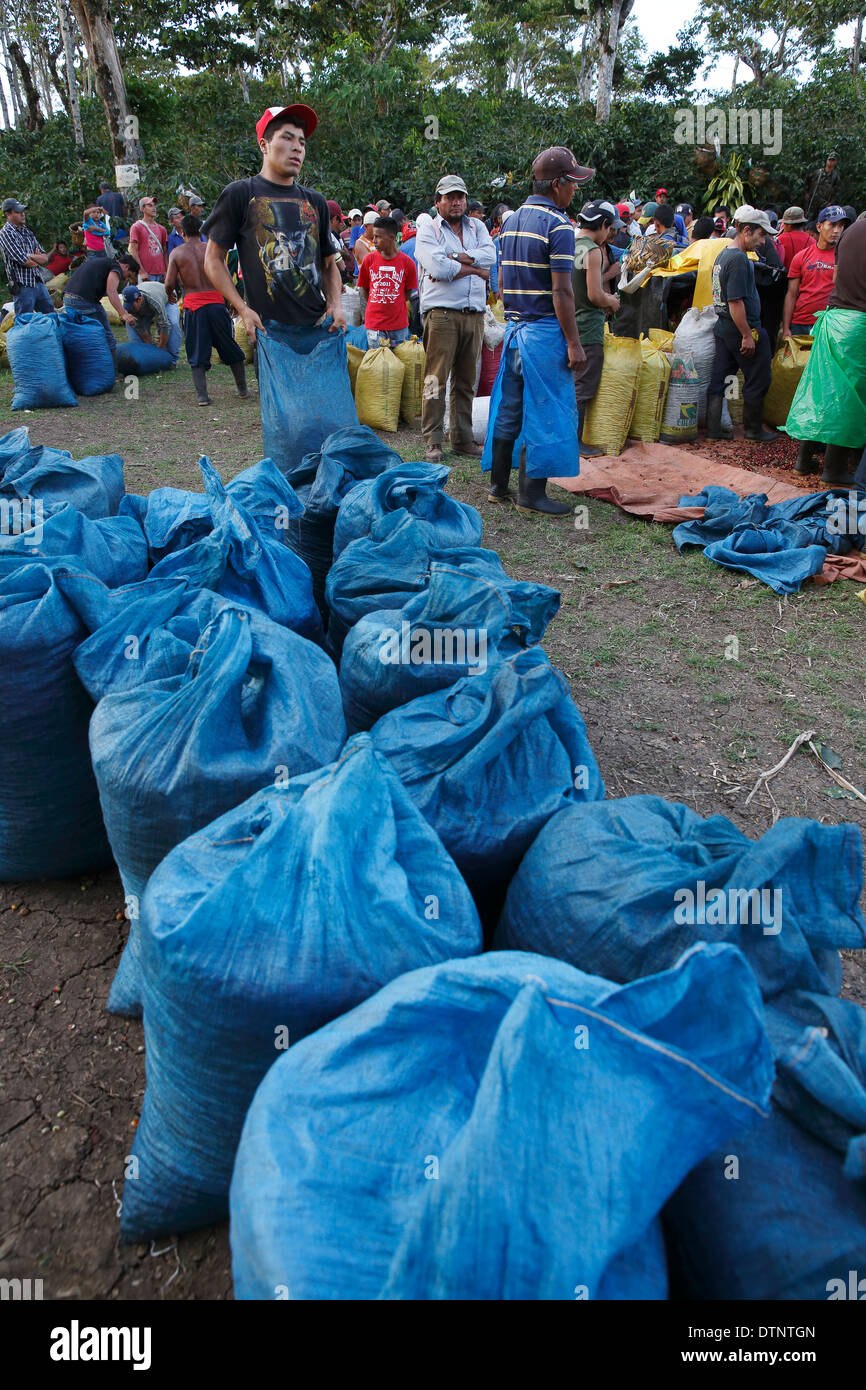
[
  {"xmin": 655, "ymin": 188, "xmax": 669, "ymax": 203},
  {"xmin": 203, "ymin": 101, "xmax": 345, "ymax": 348}
]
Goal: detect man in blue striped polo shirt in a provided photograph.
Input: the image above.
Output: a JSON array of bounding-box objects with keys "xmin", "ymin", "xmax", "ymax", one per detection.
[{"xmin": 481, "ymin": 146, "xmax": 593, "ymax": 514}]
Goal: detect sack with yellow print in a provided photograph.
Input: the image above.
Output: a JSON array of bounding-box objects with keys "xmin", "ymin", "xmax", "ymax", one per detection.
[
  {"xmin": 763, "ymin": 335, "xmax": 813, "ymax": 428},
  {"xmin": 393, "ymin": 336, "xmax": 425, "ymax": 423},
  {"xmin": 355, "ymin": 347, "xmax": 405, "ymax": 433},
  {"xmin": 629, "ymin": 336, "xmax": 672, "ymax": 442},
  {"xmin": 583, "ymin": 333, "xmax": 642, "ymax": 456}
]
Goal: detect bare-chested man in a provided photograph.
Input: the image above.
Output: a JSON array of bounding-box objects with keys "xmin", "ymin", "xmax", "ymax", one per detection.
[{"xmin": 165, "ymin": 214, "xmax": 248, "ymax": 406}]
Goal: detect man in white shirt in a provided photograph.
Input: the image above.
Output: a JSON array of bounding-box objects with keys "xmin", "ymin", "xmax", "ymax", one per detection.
[{"xmin": 414, "ymin": 174, "xmax": 496, "ymax": 461}]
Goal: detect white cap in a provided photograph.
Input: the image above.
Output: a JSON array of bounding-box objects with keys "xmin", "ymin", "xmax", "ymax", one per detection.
[
  {"xmin": 363, "ymin": 210, "xmax": 378, "ymax": 225},
  {"xmin": 348, "ymin": 208, "xmax": 363, "ymax": 218},
  {"xmin": 731, "ymin": 205, "xmax": 780, "ymax": 235}
]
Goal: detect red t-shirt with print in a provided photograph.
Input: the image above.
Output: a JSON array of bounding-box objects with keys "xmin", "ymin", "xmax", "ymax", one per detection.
[
  {"xmin": 357, "ymin": 250, "xmax": 418, "ymax": 330},
  {"xmin": 788, "ymin": 245, "xmax": 836, "ymax": 326}
]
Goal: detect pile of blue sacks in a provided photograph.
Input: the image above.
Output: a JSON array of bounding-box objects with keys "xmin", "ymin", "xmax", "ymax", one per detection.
[{"xmin": 1, "ymin": 418, "xmax": 864, "ymax": 1301}]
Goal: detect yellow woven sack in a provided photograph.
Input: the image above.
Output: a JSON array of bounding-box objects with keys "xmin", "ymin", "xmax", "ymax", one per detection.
[
  {"xmin": 491, "ymin": 301, "xmax": 505, "ymax": 323},
  {"xmin": 648, "ymin": 327, "xmax": 674, "ymax": 352},
  {"xmin": 346, "ymin": 343, "xmax": 365, "ymax": 394},
  {"xmin": 728, "ymin": 370, "xmax": 745, "ymax": 425},
  {"xmin": 583, "ymin": 334, "xmax": 642, "ymax": 456},
  {"xmin": 763, "ymin": 334, "xmax": 813, "ymax": 427},
  {"xmin": 233, "ymin": 315, "xmax": 254, "ymax": 364},
  {"xmin": 355, "ymin": 346, "xmax": 405, "ymax": 432},
  {"xmin": 101, "ymin": 295, "xmax": 122, "ymax": 324},
  {"xmin": 0, "ymin": 311, "xmax": 14, "ymax": 370},
  {"xmin": 629, "ymin": 336, "xmax": 671, "ymax": 442},
  {"xmin": 393, "ymin": 336, "xmax": 425, "ymax": 422}
]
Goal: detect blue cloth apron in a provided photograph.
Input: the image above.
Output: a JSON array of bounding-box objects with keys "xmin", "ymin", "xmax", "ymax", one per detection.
[{"xmin": 481, "ymin": 318, "xmax": 580, "ymax": 479}]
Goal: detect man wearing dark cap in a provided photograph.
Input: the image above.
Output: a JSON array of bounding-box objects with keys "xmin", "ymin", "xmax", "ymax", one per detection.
[
  {"xmin": 203, "ymin": 103, "xmax": 346, "ymax": 351},
  {"xmin": 96, "ymin": 180, "xmax": 126, "ymax": 223},
  {"xmin": 481, "ymin": 146, "xmax": 592, "ymax": 514},
  {"xmin": 415, "ymin": 173, "xmax": 496, "ymax": 461},
  {"xmin": 0, "ymin": 198, "xmax": 54, "ymax": 314}
]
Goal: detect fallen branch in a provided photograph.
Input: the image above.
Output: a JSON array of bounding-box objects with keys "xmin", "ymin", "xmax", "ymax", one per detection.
[
  {"xmin": 808, "ymin": 740, "xmax": 866, "ymax": 804},
  {"xmin": 744, "ymin": 728, "xmax": 816, "ymax": 806}
]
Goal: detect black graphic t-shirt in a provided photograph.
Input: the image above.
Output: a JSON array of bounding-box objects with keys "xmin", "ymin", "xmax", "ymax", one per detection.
[{"xmin": 204, "ymin": 176, "xmax": 333, "ymax": 326}]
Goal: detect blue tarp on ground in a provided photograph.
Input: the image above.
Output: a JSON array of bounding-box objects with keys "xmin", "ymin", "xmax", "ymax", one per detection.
[
  {"xmin": 672, "ymin": 484, "xmax": 866, "ymax": 593},
  {"xmin": 119, "ymin": 735, "xmax": 482, "ymax": 1241},
  {"xmin": 496, "ymin": 794, "xmax": 865, "ymax": 999},
  {"xmin": 230, "ymin": 945, "xmax": 772, "ymax": 1299}
]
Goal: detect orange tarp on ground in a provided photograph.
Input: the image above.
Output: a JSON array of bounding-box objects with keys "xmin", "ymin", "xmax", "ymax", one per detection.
[{"xmin": 550, "ymin": 440, "xmax": 866, "ymax": 586}]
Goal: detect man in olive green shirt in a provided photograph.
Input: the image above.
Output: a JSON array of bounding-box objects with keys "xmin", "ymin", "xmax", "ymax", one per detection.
[{"xmin": 572, "ymin": 200, "xmax": 621, "ymax": 455}]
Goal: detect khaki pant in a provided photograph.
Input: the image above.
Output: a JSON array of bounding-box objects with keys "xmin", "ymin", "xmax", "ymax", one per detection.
[{"xmin": 421, "ymin": 308, "xmax": 484, "ymax": 448}]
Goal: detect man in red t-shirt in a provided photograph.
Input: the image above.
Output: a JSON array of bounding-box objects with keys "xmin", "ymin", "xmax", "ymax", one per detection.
[
  {"xmin": 781, "ymin": 205, "xmax": 844, "ymax": 338},
  {"xmin": 776, "ymin": 206, "xmax": 813, "ymax": 270},
  {"xmin": 357, "ymin": 215, "xmax": 418, "ymax": 347}
]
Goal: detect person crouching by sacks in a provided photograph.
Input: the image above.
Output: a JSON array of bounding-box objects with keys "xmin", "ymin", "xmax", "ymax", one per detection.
[
  {"xmin": 165, "ymin": 213, "xmax": 248, "ymax": 406},
  {"xmin": 706, "ymin": 206, "xmax": 780, "ymax": 444},
  {"xmin": 785, "ymin": 213, "xmax": 866, "ymax": 485},
  {"xmin": 571, "ymin": 200, "xmax": 622, "ymax": 457},
  {"xmin": 481, "ymin": 145, "xmax": 593, "ymax": 515}
]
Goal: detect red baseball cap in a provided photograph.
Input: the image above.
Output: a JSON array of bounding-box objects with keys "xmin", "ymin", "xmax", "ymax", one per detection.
[
  {"xmin": 655, "ymin": 187, "xmax": 668, "ymax": 198},
  {"xmin": 255, "ymin": 104, "xmax": 318, "ymax": 143},
  {"xmin": 326, "ymin": 200, "xmax": 343, "ymax": 219}
]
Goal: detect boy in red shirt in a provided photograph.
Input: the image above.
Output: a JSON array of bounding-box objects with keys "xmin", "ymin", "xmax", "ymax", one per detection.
[
  {"xmin": 781, "ymin": 205, "xmax": 845, "ymax": 338},
  {"xmin": 357, "ymin": 215, "xmax": 418, "ymax": 347}
]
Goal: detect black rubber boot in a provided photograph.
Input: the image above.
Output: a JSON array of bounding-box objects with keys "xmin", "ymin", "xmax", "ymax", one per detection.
[
  {"xmin": 743, "ymin": 398, "xmax": 779, "ymax": 442},
  {"xmin": 795, "ymin": 440, "xmax": 820, "ymax": 475},
  {"xmin": 230, "ymin": 361, "xmax": 249, "ymax": 397},
  {"xmin": 577, "ymin": 405, "xmax": 603, "ymax": 457},
  {"xmin": 821, "ymin": 445, "xmax": 861, "ymax": 486},
  {"xmin": 516, "ymin": 456, "xmax": 572, "ymax": 516},
  {"xmin": 487, "ymin": 437, "xmax": 516, "ymax": 503},
  {"xmin": 705, "ymin": 393, "xmax": 733, "ymax": 440},
  {"xmin": 191, "ymin": 367, "xmax": 211, "ymax": 406}
]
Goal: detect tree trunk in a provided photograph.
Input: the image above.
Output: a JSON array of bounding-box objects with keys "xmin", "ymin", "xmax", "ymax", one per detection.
[
  {"xmin": 576, "ymin": 20, "xmax": 594, "ymax": 104},
  {"xmin": 852, "ymin": 9, "xmax": 864, "ymax": 79},
  {"xmin": 0, "ymin": 54, "xmax": 11, "ymax": 128},
  {"xmin": 237, "ymin": 62, "xmax": 250, "ymax": 104},
  {"xmin": 8, "ymin": 39, "xmax": 44, "ymax": 130},
  {"xmin": 67, "ymin": 0, "xmax": 139, "ymax": 164},
  {"xmin": 731, "ymin": 55, "xmax": 738, "ymax": 93},
  {"xmin": 2, "ymin": 15, "xmax": 26, "ymax": 124},
  {"xmin": 595, "ymin": 0, "xmax": 634, "ymax": 123},
  {"xmin": 58, "ymin": 0, "xmax": 84, "ymax": 146}
]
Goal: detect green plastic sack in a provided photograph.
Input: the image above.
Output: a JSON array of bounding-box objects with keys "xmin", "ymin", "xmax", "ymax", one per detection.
[{"xmin": 784, "ymin": 308, "xmax": 866, "ymax": 447}]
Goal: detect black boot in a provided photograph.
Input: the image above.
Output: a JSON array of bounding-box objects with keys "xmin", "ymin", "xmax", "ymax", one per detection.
[
  {"xmin": 230, "ymin": 360, "xmax": 249, "ymax": 397},
  {"xmin": 795, "ymin": 440, "xmax": 820, "ymax": 475},
  {"xmin": 821, "ymin": 445, "xmax": 861, "ymax": 486},
  {"xmin": 191, "ymin": 367, "xmax": 211, "ymax": 406},
  {"xmin": 743, "ymin": 398, "xmax": 779, "ymax": 442},
  {"xmin": 516, "ymin": 456, "xmax": 572, "ymax": 516},
  {"xmin": 487, "ymin": 437, "xmax": 516, "ymax": 503},
  {"xmin": 577, "ymin": 405, "xmax": 603, "ymax": 457},
  {"xmin": 705, "ymin": 393, "xmax": 733, "ymax": 440}
]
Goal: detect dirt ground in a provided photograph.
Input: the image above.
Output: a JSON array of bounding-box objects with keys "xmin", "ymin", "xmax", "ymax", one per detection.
[{"xmin": 1, "ymin": 362, "xmax": 864, "ymax": 1300}]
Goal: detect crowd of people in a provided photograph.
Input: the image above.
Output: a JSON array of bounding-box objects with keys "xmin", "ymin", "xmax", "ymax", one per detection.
[{"xmin": 2, "ymin": 114, "xmax": 864, "ymax": 497}]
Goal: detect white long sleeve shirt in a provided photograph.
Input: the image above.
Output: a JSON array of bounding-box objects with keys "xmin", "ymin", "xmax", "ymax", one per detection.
[{"xmin": 414, "ymin": 212, "xmax": 496, "ymax": 313}]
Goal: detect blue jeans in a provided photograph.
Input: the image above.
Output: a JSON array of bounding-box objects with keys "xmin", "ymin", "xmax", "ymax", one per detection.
[
  {"xmin": 63, "ymin": 293, "xmax": 117, "ymax": 366},
  {"xmin": 492, "ymin": 340, "xmax": 524, "ymax": 439},
  {"xmin": 14, "ymin": 281, "xmax": 55, "ymax": 315},
  {"xmin": 366, "ymin": 326, "xmax": 410, "ymax": 349}
]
